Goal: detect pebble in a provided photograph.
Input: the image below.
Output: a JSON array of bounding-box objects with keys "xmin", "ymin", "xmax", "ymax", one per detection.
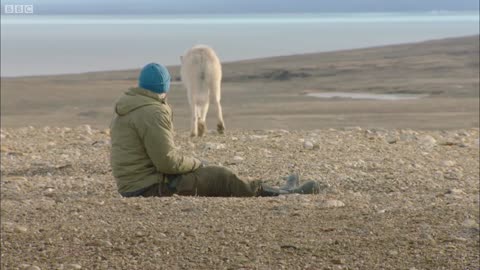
[
  {"xmin": 82, "ymin": 125, "xmax": 93, "ymax": 135},
  {"xmin": 18, "ymin": 264, "xmax": 33, "ymax": 269},
  {"xmin": 385, "ymin": 136, "xmax": 397, "ymax": 144},
  {"xmin": 26, "ymin": 266, "xmax": 41, "ymax": 270},
  {"xmin": 331, "ymin": 258, "xmax": 345, "ymax": 265},
  {"xmin": 303, "ymin": 141, "xmax": 314, "ymax": 150},
  {"xmin": 14, "ymin": 225, "xmax": 28, "ymax": 233},
  {"xmin": 443, "ymin": 169, "xmax": 463, "ymax": 180},
  {"xmin": 442, "ymin": 160, "xmax": 456, "ymax": 167},
  {"xmin": 418, "ymin": 135, "xmax": 437, "ymax": 148},
  {"xmin": 388, "ymin": 250, "xmax": 399, "ymax": 256},
  {"xmin": 317, "ymin": 200, "xmax": 345, "ymax": 208},
  {"xmin": 92, "ymin": 140, "xmax": 110, "ymax": 147},
  {"xmin": 98, "ymin": 240, "xmax": 113, "ymax": 247},
  {"xmin": 232, "ymin": 156, "xmax": 244, "ymax": 163},
  {"xmin": 446, "ymin": 188, "xmax": 465, "ymax": 195},
  {"xmin": 462, "ymin": 219, "xmax": 479, "ymax": 229},
  {"xmin": 66, "ymin": 264, "xmax": 82, "ymax": 269},
  {"xmin": 249, "ymin": 135, "xmax": 268, "ymax": 140},
  {"xmin": 203, "ymin": 143, "xmax": 226, "ymax": 150}
]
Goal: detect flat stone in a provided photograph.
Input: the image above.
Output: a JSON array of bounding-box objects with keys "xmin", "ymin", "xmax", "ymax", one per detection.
[
  {"xmin": 462, "ymin": 219, "xmax": 479, "ymax": 229},
  {"xmin": 303, "ymin": 141, "xmax": 314, "ymax": 150},
  {"xmin": 442, "ymin": 160, "xmax": 456, "ymax": 167},
  {"xmin": 249, "ymin": 135, "xmax": 268, "ymax": 140},
  {"xmin": 317, "ymin": 200, "xmax": 345, "ymax": 208},
  {"xmin": 203, "ymin": 143, "xmax": 226, "ymax": 150},
  {"xmin": 14, "ymin": 225, "xmax": 28, "ymax": 233},
  {"xmin": 418, "ymin": 135, "xmax": 437, "ymax": 148},
  {"xmin": 446, "ymin": 188, "xmax": 465, "ymax": 195},
  {"xmin": 66, "ymin": 264, "xmax": 82, "ymax": 270},
  {"xmin": 233, "ymin": 156, "xmax": 244, "ymax": 163}
]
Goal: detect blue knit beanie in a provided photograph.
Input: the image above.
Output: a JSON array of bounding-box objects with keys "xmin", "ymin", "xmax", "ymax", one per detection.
[{"xmin": 138, "ymin": 63, "xmax": 171, "ymax": 94}]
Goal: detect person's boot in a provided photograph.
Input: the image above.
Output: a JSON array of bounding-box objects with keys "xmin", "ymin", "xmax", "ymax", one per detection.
[
  {"xmin": 280, "ymin": 173, "xmax": 321, "ymax": 194},
  {"xmin": 283, "ymin": 180, "xmax": 321, "ymax": 194},
  {"xmin": 280, "ymin": 173, "xmax": 299, "ymax": 190},
  {"xmin": 249, "ymin": 180, "xmax": 286, "ymax": 197}
]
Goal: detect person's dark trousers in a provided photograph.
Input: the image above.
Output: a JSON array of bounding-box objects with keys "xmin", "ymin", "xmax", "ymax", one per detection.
[
  {"xmin": 173, "ymin": 166, "xmax": 261, "ymax": 197},
  {"xmin": 138, "ymin": 166, "xmax": 262, "ymax": 197}
]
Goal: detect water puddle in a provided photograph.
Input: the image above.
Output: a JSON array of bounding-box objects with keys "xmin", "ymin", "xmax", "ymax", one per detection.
[{"xmin": 306, "ymin": 92, "xmax": 427, "ymax": 100}]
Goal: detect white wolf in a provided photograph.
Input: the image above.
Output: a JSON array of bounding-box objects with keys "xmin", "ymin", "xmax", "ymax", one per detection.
[{"xmin": 181, "ymin": 45, "xmax": 224, "ymax": 137}]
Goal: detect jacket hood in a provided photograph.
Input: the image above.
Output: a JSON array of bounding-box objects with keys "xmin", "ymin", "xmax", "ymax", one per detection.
[{"xmin": 115, "ymin": 87, "xmax": 166, "ymax": 116}]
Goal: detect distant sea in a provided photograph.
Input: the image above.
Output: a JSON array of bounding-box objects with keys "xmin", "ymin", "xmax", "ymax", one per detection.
[{"xmin": 1, "ymin": 12, "xmax": 479, "ymax": 77}]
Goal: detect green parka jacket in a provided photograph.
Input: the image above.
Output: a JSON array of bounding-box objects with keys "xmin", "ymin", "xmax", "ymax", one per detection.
[{"xmin": 110, "ymin": 87, "xmax": 201, "ymax": 194}]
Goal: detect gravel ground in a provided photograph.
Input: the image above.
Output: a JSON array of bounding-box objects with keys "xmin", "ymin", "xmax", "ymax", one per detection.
[{"xmin": 1, "ymin": 126, "xmax": 479, "ymax": 270}]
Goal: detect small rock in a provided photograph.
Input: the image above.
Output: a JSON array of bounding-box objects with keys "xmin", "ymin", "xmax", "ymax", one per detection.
[
  {"xmin": 233, "ymin": 156, "xmax": 244, "ymax": 163},
  {"xmin": 331, "ymin": 258, "xmax": 345, "ymax": 265},
  {"xmin": 399, "ymin": 133, "xmax": 416, "ymax": 142},
  {"xmin": 462, "ymin": 219, "xmax": 479, "ymax": 229},
  {"xmin": 434, "ymin": 171, "xmax": 444, "ymax": 180},
  {"xmin": 66, "ymin": 264, "xmax": 82, "ymax": 270},
  {"xmin": 82, "ymin": 125, "xmax": 93, "ymax": 135},
  {"xmin": 26, "ymin": 266, "xmax": 41, "ymax": 270},
  {"xmin": 303, "ymin": 141, "xmax": 314, "ymax": 150},
  {"xmin": 92, "ymin": 140, "xmax": 110, "ymax": 147},
  {"xmin": 318, "ymin": 200, "xmax": 345, "ymax": 208},
  {"xmin": 446, "ymin": 188, "xmax": 465, "ymax": 195},
  {"xmin": 418, "ymin": 135, "xmax": 437, "ymax": 148},
  {"xmin": 203, "ymin": 143, "xmax": 226, "ymax": 150},
  {"xmin": 442, "ymin": 160, "xmax": 456, "ymax": 167},
  {"xmin": 443, "ymin": 169, "xmax": 463, "ymax": 180},
  {"xmin": 249, "ymin": 135, "xmax": 268, "ymax": 140},
  {"xmin": 388, "ymin": 250, "xmax": 399, "ymax": 256},
  {"xmin": 451, "ymin": 236, "xmax": 468, "ymax": 242},
  {"xmin": 15, "ymin": 225, "xmax": 28, "ymax": 233},
  {"xmin": 385, "ymin": 136, "xmax": 397, "ymax": 144},
  {"xmin": 99, "ymin": 240, "xmax": 113, "ymax": 247},
  {"xmin": 18, "ymin": 264, "xmax": 33, "ymax": 270}
]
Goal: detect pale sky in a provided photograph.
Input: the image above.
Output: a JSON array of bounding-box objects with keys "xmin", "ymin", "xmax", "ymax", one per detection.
[{"xmin": 1, "ymin": 0, "xmax": 479, "ymax": 14}]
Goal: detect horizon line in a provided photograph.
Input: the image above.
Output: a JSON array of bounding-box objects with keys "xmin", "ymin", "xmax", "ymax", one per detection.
[{"xmin": 1, "ymin": 9, "xmax": 479, "ymax": 16}]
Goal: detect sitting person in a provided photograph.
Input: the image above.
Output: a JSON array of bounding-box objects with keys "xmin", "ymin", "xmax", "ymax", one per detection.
[{"xmin": 110, "ymin": 63, "xmax": 320, "ymax": 197}]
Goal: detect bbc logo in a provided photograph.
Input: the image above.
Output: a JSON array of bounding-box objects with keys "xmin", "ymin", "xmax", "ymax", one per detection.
[{"xmin": 4, "ymin": 5, "xmax": 34, "ymax": 14}]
